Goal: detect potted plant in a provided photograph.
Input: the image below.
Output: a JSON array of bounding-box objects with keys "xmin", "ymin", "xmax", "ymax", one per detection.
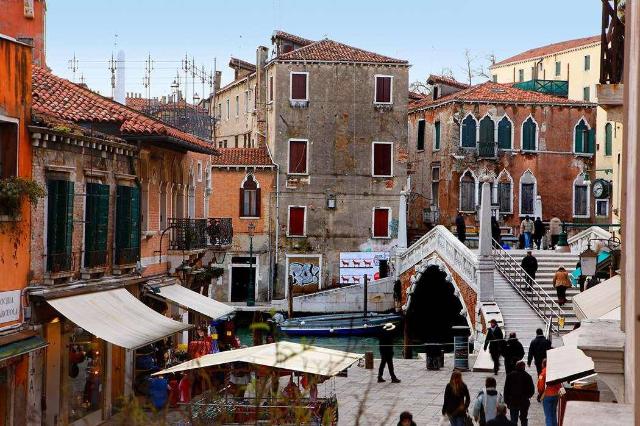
[{"xmin": 0, "ymin": 177, "xmax": 46, "ymax": 219}]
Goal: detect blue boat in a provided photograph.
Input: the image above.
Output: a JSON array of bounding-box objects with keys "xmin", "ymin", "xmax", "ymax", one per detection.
[{"xmin": 277, "ymin": 312, "xmax": 401, "ymax": 337}]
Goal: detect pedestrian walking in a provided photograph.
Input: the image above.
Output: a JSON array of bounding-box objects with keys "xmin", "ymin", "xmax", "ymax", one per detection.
[
  {"xmin": 472, "ymin": 376, "xmax": 504, "ymax": 426},
  {"xmin": 503, "ymin": 332, "xmax": 525, "ymax": 374},
  {"xmin": 519, "ymin": 216, "xmax": 534, "ymax": 249},
  {"xmin": 575, "ymin": 261, "xmax": 587, "ymax": 292},
  {"xmin": 520, "ymin": 251, "xmax": 538, "ymax": 292},
  {"xmin": 533, "ymin": 218, "xmax": 545, "ymax": 250},
  {"xmin": 442, "ymin": 370, "xmax": 471, "ymax": 426},
  {"xmin": 527, "ymin": 329, "xmax": 552, "ymax": 375},
  {"xmin": 455, "ymin": 211, "xmax": 466, "ymax": 243},
  {"xmin": 504, "ymin": 360, "xmax": 535, "ymax": 426},
  {"xmin": 491, "ymin": 216, "xmax": 502, "ymax": 247},
  {"xmin": 552, "ymin": 266, "xmax": 571, "ymax": 306},
  {"xmin": 484, "ymin": 319, "xmax": 504, "ymax": 375},
  {"xmin": 378, "ymin": 323, "xmax": 401, "ymax": 383},
  {"xmin": 549, "ymin": 217, "xmax": 562, "ymax": 250},
  {"xmin": 487, "ymin": 404, "xmax": 516, "ymax": 426},
  {"xmin": 537, "ymin": 359, "xmax": 562, "ymax": 426},
  {"xmin": 397, "ymin": 411, "xmax": 417, "ymax": 426}
]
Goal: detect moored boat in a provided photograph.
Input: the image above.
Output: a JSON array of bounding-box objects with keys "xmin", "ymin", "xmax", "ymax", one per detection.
[{"xmin": 276, "ymin": 312, "xmax": 401, "ymax": 337}]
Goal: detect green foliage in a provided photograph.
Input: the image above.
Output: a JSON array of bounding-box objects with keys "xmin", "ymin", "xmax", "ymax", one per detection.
[{"xmin": 0, "ymin": 177, "xmax": 46, "ymax": 218}]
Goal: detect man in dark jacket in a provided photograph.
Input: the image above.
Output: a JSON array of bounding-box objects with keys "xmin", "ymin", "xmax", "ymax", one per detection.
[
  {"xmin": 533, "ymin": 217, "xmax": 545, "ymax": 250},
  {"xmin": 378, "ymin": 323, "xmax": 400, "ymax": 383},
  {"xmin": 484, "ymin": 319, "xmax": 504, "ymax": 375},
  {"xmin": 455, "ymin": 211, "xmax": 466, "ymax": 243},
  {"xmin": 504, "ymin": 361, "xmax": 535, "ymax": 426},
  {"xmin": 487, "ymin": 404, "xmax": 516, "ymax": 426},
  {"xmin": 503, "ymin": 332, "xmax": 525, "ymax": 374},
  {"xmin": 520, "ymin": 251, "xmax": 538, "ymax": 292},
  {"xmin": 527, "ymin": 328, "xmax": 552, "ymax": 375}
]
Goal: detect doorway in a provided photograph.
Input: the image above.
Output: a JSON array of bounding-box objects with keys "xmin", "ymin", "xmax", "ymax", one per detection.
[{"xmin": 230, "ymin": 256, "xmax": 257, "ymax": 302}]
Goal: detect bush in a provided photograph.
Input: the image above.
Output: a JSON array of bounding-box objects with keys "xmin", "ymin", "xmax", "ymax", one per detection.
[{"xmin": 0, "ymin": 177, "xmax": 46, "ymax": 218}]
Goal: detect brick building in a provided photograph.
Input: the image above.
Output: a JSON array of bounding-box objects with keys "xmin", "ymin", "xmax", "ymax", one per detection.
[
  {"xmin": 0, "ymin": 0, "xmax": 46, "ymax": 66},
  {"xmin": 407, "ymin": 77, "xmax": 596, "ymax": 241}
]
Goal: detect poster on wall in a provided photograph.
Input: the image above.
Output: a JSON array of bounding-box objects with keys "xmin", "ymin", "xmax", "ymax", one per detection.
[
  {"xmin": 286, "ymin": 255, "xmax": 322, "ymax": 296},
  {"xmin": 0, "ymin": 289, "xmax": 21, "ymax": 325},
  {"xmin": 339, "ymin": 252, "xmax": 390, "ymax": 285}
]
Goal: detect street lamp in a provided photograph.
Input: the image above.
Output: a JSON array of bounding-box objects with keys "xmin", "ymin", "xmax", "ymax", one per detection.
[
  {"xmin": 247, "ymin": 222, "xmax": 256, "ymax": 307},
  {"xmin": 579, "ymin": 242, "xmax": 598, "ymax": 277}
]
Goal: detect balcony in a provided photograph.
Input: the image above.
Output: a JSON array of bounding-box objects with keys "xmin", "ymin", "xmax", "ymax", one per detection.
[
  {"xmin": 513, "ymin": 79, "xmax": 569, "ymax": 98},
  {"xmin": 168, "ymin": 218, "xmax": 233, "ymax": 251},
  {"xmin": 478, "ymin": 142, "xmax": 497, "ymax": 159}
]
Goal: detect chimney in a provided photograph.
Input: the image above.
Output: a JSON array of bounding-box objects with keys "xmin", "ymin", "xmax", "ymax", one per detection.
[
  {"xmin": 214, "ymin": 71, "xmax": 222, "ymax": 93},
  {"xmin": 255, "ymin": 46, "xmax": 269, "ymax": 146}
]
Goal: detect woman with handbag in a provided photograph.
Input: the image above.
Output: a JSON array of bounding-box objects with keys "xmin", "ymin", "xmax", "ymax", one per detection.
[{"xmin": 442, "ymin": 370, "xmax": 471, "ymax": 426}]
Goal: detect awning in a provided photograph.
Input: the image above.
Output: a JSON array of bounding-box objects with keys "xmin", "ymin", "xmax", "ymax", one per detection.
[
  {"xmin": 156, "ymin": 284, "xmax": 234, "ymax": 320},
  {"xmin": 153, "ymin": 341, "xmax": 363, "ymax": 377},
  {"xmin": 47, "ymin": 288, "xmax": 191, "ymax": 349},
  {"xmin": 0, "ymin": 334, "xmax": 47, "ymax": 362},
  {"xmin": 572, "ymin": 275, "xmax": 621, "ymax": 320},
  {"xmin": 546, "ymin": 345, "xmax": 595, "ymax": 385}
]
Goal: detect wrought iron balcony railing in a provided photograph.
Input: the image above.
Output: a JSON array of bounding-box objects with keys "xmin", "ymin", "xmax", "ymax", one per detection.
[
  {"xmin": 168, "ymin": 218, "xmax": 233, "ymax": 251},
  {"xmin": 84, "ymin": 249, "xmax": 108, "ymax": 268},
  {"xmin": 207, "ymin": 217, "xmax": 233, "ymax": 248},
  {"xmin": 47, "ymin": 251, "xmax": 73, "ymax": 273},
  {"xmin": 513, "ymin": 79, "xmax": 569, "ymax": 97},
  {"xmin": 478, "ymin": 142, "xmax": 497, "ymax": 158}
]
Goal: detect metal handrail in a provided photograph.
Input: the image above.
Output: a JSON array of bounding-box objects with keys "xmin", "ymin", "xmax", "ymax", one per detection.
[{"xmin": 491, "ymin": 240, "xmax": 567, "ymax": 334}]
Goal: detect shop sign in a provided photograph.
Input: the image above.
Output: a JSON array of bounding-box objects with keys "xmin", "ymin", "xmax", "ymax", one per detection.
[
  {"xmin": 0, "ymin": 290, "xmax": 21, "ymax": 325},
  {"xmin": 339, "ymin": 252, "xmax": 390, "ymax": 285}
]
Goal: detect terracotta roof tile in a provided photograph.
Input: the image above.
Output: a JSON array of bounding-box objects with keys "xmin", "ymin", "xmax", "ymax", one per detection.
[
  {"xmin": 211, "ymin": 147, "xmax": 274, "ymax": 166},
  {"xmin": 493, "ymin": 35, "xmax": 600, "ymax": 67},
  {"xmin": 427, "ymin": 74, "xmax": 470, "ymax": 89},
  {"xmin": 32, "ymin": 66, "xmax": 217, "ymax": 154},
  {"xmin": 272, "ymin": 30, "xmax": 314, "ymax": 47},
  {"xmin": 409, "ymin": 81, "xmax": 595, "ymax": 111},
  {"xmin": 276, "ymin": 39, "xmax": 408, "ymax": 64}
]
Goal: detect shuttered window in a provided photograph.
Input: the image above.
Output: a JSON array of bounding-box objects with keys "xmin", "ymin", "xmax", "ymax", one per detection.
[
  {"xmin": 498, "ymin": 182, "xmax": 512, "ymax": 213},
  {"xmin": 417, "ymin": 120, "xmax": 425, "ymax": 150},
  {"xmin": 574, "ymin": 185, "xmax": 589, "ymax": 216},
  {"xmin": 288, "ymin": 206, "xmax": 306, "ymax": 237},
  {"xmin": 115, "ymin": 185, "xmax": 141, "ymax": 265},
  {"xmin": 461, "ymin": 115, "xmax": 476, "ymax": 148},
  {"xmin": 372, "ymin": 142, "xmax": 393, "ymax": 177},
  {"xmin": 555, "ymin": 61, "xmax": 561, "ymax": 76},
  {"xmin": 521, "ymin": 183, "xmax": 535, "ymax": 215},
  {"xmin": 290, "ymin": 72, "xmax": 308, "ymax": 100},
  {"xmin": 459, "ymin": 173, "xmax": 475, "ymax": 212},
  {"xmin": 498, "ymin": 117, "xmax": 512, "ymax": 149},
  {"xmin": 0, "ymin": 123, "xmax": 18, "ymax": 178},
  {"xmin": 240, "ymin": 175, "xmax": 260, "ymax": 217},
  {"xmin": 605, "ymin": 123, "xmax": 613, "ymax": 156},
  {"xmin": 584, "ymin": 55, "xmax": 591, "ymax": 71},
  {"xmin": 269, "ymin": 76, "xmax": 274, "ymax": 102},
  {"xmin": 288, "ymin": 140, "xmax": 308, "ymax": 174},
  {"xmin": 479, "ymin": 116, "xmax": 494, "ymax": 144},
  {"xmin": 47, "ymin": 179, "xmax": 74, "ymax": 272},
  {"xmin": 434, "ymin": 121, "xmax": 441, "ymax": 150},
  {"xmin": 372, "ymin": 208, "xmax": 390, "ymax": 238},
  {"xmin": 84, "ymin": 183, "xmax": 109, "ymax": 268},
  {"xmin": 375, "ymin": 76, "xmax": 392, "ymax": 103},
  {"xmin": 431, "ymin": 166, "xmax": 440, "ymax": 207},
  {"xmin": 574, "ymin": 119, "xmax": 594, "ymax": 154},
  {"xmin": 522, "ymin": 117, "xmax": 537, "ymax": 151}
]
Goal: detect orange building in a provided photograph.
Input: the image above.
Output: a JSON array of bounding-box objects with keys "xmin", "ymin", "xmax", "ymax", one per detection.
[
  {"xmin": 0, "ymin": 0, "xmax": 46, "ymax": 66},
  {"xmin": 0, "ymin": 34, "xmax": 46, "ymax": 425}
]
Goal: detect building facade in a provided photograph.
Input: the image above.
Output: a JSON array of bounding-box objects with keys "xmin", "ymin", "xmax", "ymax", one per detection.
[
  {"xmin": 0, "ymin": 0, "xmax": 46, "ymax": 67},
  {"xmin": 407, "ymin": 78, "xmax": 596, "ymax": 239}
]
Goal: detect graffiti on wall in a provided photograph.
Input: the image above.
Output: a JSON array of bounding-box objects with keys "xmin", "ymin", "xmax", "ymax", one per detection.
[{"xmin": 287, "ymin": 255, "xmax": 322, "ymax": 295}]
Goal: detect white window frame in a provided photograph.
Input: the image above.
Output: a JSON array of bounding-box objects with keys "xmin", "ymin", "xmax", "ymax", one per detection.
[
  {"xmin": 287, "ymin": 138, "xmax": 309, "ymax": 175},
  {"xmin": 460, "ymin": 113, "xmax": 479, "ymax": 148},
  {"xmin": 197, "ymin": 161, "xmax": 202, "ymax": 182},
  {"xmin": 573, "ymin": 116, "xmax": 592, "ymax": 154},
  {"xmin": 371, "ymin": 141, "xmax": 394, "ymax": 178},
  {"xmin": 520, "ymin": 114, "xmax": 539, "ymax": 151},
  {"xmin": 289, "ymin": 71, "xmax": 309, "ymax": 102},
  {"xmin": 572, "ymin": 174, "xmax": 591, "ymax": 218},
  {"xmin": 373, "ymin": 74, "xmax": 394, "ymax": 105},
  {"xmin": 239, "ymin": 173, "xmax": 260, "ymax": 219},
  {"xmin": 518, "ymin": 169, "xmax": 537, "ymax": 217},
  {"xmin": 287, "ymin": 205, "xmax": 307, "ymax": 237},
  {"xmin": 495, "ymin": 169, "xmax": 514, "ymax": 214},
  {"xmin": 371, "ymin": 207, "xmax": 392, "ymax": 239},
  {"xmin": 458, "ymin": 169, "xmax": 477, "ymax": 213},
  {"xmin": 595, "ymin": 199, "xmax": 609, "ymax": 217}
]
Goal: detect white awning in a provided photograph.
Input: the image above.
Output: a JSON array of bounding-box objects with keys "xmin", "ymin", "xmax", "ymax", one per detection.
[
  {"xmin": 48, "ymin": 288, "xmax": 191, "ymax": 349},
  {"xmin": 156, "ymin": 284, "xmax": 234, "ymax": 320},
  {"xmin": 546, "ymin": 345, "xmax": 595, "ymax": 385},
  {"xmin": 572, "ymin": 275, "xmax": 621, "ymax": 321},
  {"xmin": 153, "ymin": 341, "xmax": 363, "ymax": 377}
]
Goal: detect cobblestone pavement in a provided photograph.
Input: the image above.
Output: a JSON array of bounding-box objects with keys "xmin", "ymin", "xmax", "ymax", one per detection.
[{"xmin": 335, "ymin": 356, "xmax": 546, "ymax": 426}]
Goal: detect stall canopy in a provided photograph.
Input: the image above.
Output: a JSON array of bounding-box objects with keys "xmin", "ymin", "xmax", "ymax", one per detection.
[
  {"xmin": 156, "ymin": 284, "xmax": 234, "ymax": 320},
  {"xmin": 47, "ymin": 288, "xmax": 191, "ymax": 349},
  {"xmin": 546, "ymin": 345, "xmax": 595, "ymax": 385},
  {"xmin": 153, "ymin": 341, "xmax": 363, "ymax": 377},
  {"xmin": 0, "ymin": 331, "xmax": 47, "ymax": 362},
  {"xmin": 572, "ymin": 275, "xmax": 621, "ymax": 321}
]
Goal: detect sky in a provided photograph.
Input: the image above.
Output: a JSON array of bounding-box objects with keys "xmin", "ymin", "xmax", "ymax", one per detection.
[{"xmin": 46, "ymin": 0, "xmax": 601, "ymax": 100}]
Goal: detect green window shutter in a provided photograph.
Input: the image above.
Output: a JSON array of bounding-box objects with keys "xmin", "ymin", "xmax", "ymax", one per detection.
[
  {"xmin": 115, "ymin": 185, "xmax": 129, "ymax": 263},
  {"xmin": 130, "ymin": 185, "xmax": 141, "ymax": 252},
  {"xmin": 46, "ymin": 180, "xmax": 59, "ymax": 271},
  {"xmin": 64, "ymin": 181, "xmax": 74, "ymax": 263},
  {"xmin": 84, "ymin": 183, "xmax": 97, "ymax": 264},
  {"xmin": 115, "ymin": 185, "xmax": 140, "ymax": 264},
  {"xmin": 522, "ymin": 119, "xmax": 536, "ymax": 150},
  {"xmin": 47, "ymin": 180, "xmax": 73, "ymax": 271},
  {"xmin": 479, "ymin": 117, "xmax": 494, "ymax": 144},
  {"xmin": 574, "ymin": 127, "xmax": 582, "ymax": 152},
  {"xmin": 461, "ymin": 115, "xmax": 476, "ymax": 148},
  {"xmin": 84, "ymin": 183, "xmax": 109, "ymax": 267},
  {"xmin": 574, "ymin": 120, "xmax": 590, "ymax": 153},
  {"xmin": 605, "ymin": 123, "xmax": 613, "ymax": 156},
  {"xmin": 434, "ymin": 121, "xmax": 440, "ymax": 150},
  {"xmin": 498, "ymin": 117, "xmax": 512, "ymax": 149},
  {"xmin": 588, "ymin": 128, "xmax": 596, "ymax": 154}
]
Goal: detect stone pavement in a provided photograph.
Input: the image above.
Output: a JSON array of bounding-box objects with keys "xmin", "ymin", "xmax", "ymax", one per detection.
[{"xmin": 335, "ymin": 355, "xmax": 546, "ymax": 426}]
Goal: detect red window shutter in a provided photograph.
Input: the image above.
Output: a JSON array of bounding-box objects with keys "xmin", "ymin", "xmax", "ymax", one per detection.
[
  {"xmin": 289, "ymin": 207, "xmax": 305, "ymax": 236},
  {"xmin": 376, "ymin": 77, "xmax": 391, "ymax": 103},
  {"xmin": 291, "ymin": 73, "xmax": 307, "ymax": 100},
  {"xmin": 373, "ymin": 143, "xmax": 392, "ymax": 176},
  {"xmin": 373, "ymin": 209, "xmax": 389, "ymax": 237},
  {"xmin": 288, "ymin": 140, "xmax": 307, "ymax": 174}
]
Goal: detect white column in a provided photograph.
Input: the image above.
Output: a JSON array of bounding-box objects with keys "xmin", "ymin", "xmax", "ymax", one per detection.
[
  {"xmin": 477, "ymin": 181, "xmax": 495, "ymax": 301},
  {"xmin": 535, "ymin": 195, "xmax": 543, "ymax": 219},
  {"xmin": 397, "ymin": 178, "xmax": 408, "ymax": 249}
]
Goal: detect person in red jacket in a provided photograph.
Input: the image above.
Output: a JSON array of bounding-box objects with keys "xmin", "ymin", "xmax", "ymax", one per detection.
[{"xmin": 537, "ymin": 359, "xmax": 562, "ymax": 426}]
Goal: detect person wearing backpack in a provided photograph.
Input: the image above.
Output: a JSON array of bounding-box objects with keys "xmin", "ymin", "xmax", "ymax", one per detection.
[{"xmin": 472, "ymin": 376, "xmax": 504, "ymax": 426}]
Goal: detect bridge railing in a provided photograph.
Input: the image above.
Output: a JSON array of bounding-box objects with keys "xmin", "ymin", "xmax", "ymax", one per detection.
[
  {"xmin": 492, "ymin": 241, "xmax": 567, "ymax": 334},
  {"xmin": 567, "ymin": 225, "xmax": 613, "ymax": 253}
]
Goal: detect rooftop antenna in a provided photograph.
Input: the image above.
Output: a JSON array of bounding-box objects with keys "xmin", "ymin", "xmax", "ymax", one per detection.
[
  {"xmin": 79, "ymin": 73, "xmax": 85, "ymax": 85},
  {"xmin": 108, "ymin": 53, "xmax": 117, "ymax": 99},
  {"xmin": 143, "ymin": 53, "xmax": 154, "ymax": 106},
  {"xmin": 68, "ymin": 53, "xmax": 79, "ymax": 83}
]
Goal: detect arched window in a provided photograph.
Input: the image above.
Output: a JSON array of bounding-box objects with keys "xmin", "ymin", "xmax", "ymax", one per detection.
[
  {"xmin": 240, "ymin": 174, "xmax": 261, "ymax": 218},
  {"xmin": 479, "ymin": 115, "xmax": 495, "ymax": 157},
  {"xmin": 573, "ymin": 173, "xmax": 590, "ymax": 218},
  {"xmin": 574, "ymin": 118, "xmax": 594, "ymax": 154},
  {"xmin": 604, "ymin": 122, "xmax": 613, "ymax": 156},
  {"xmin": 519, "ymin": 170, "xmax": 536, "ymax": 216},
  {"xmin": 460, "ymin": 114, "xmax": 477, "ymax": 148},
  {"xmin": 496, "ymin": 169, "xmax": 513, "ymax": 214},
  {"xmin": 459, "ymin": 170, "xmax": 476, "ymax": 212},
  {"xmin": 521, "ymin": 116, "xmax": 538, "ymax": 151},
  {"xmin": 497, "ymin": 116, "xmax": 512, "ymax": 149}
]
